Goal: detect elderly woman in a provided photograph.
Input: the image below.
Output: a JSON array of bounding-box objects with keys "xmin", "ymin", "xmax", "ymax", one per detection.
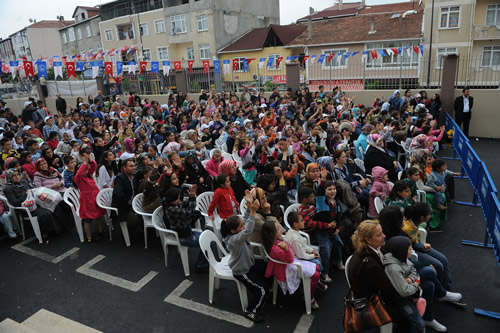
[
  {"xmin": 298, "ymin": 163, "xmax": 321, "ymax": 191},
  {"xmin": 33, "ymin": 158, "xmax": 66, "ymax": 193},
  {"xmin": 364, "ymin": 134, "xmax": 398, "ymax": 181},
  {"xmin": 409, "ymin": 134, "xmax": 433, "ymax": 154},
  {"xmin": 4, "ymin": 169, "xmax": 61, "ymax": 243},
  {"xmin": 300, "ymin": 140, "xmax": 317, "ymax": 167}
]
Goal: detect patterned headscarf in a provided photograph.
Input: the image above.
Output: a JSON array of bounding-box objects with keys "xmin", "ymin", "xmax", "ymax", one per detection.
[
  {"xmin": 163, "ymin": 142, "xmax": 181, "ymax": 154},
  {"xmin": 317, "ymin": 156, "xmax": 335, "ymax": 180},
  {"xmin": 123, "ymin": 138, "xmax": 135, "ymax": 153},
  {"xmin": 301, "ymin": 140, "xmax": 315, "ymax": 154},
  {"xmin": 409, "ymin": 134, "xmax": 430, "ymax": 151},
  {"xmin": 35, "ymin": 158, "xmax": 58, "ymax": 177},
  {"xmin": 4, "ymin": 157, "xmax": 18, "ymax": 170},
  {"xmin": 367, "ymin": 134, "xmax": 385, "ymax": 152},
  {"xmin": 5, "ymin": 168, "xmax": 19, "ymax": 184},
  {"xmin": 305, "ymin": 163, "xmax": 320, "ymax": 180},
  {"xmin": 218, "ymin": 159, "xmax": 236, "ymax": 177},
  {"xmin": 410, "ymin": 148, "xmax": 429, "ymax": 168}
]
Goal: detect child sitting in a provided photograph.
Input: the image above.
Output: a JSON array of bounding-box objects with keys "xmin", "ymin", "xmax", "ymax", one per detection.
[
  {"xmin": 403, "ymin": 167, "xmax": 420, "ymax": 203},
  {"xmin": 384, "ymin": 236, "xmax": 426, "ymax": 333},
  {"xmin": 426, "ymin": 159, "xmax": 460, "ymax": 211},
  {"xmin": 62, "ymin": 155, "xmax": 76, "ymax": 188},
  {"xmin": 221, "ymin": 191, "xmax": 267, "ymax": 322},
  {"xmin": 368, "ymin": 166, "xmax": 392, "ymax": 218},
  {"xmin": 262, "ymin": 220, "xmax": 321, "ymax": 310},
  {"xmin": 138, "ymin": 169, "xmax": 162, "ymax": 213},
  {"xmin": 385, "ymin": 181, "xmax": 414, "ymax": 212},
  {"xmin": 208, "ymin": 174, "xmax": 239, "ymax": 220}
]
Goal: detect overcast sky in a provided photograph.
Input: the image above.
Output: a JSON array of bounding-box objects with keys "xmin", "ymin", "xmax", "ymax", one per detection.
[{"xmin": 0, "ymin": 0, "xmax": 408, "ymax": 39}]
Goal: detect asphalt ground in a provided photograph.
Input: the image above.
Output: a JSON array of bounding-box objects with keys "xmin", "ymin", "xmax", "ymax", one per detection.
[{"xmin": 1, "ymin": 140, "xmax": 499, "ymax": 332}]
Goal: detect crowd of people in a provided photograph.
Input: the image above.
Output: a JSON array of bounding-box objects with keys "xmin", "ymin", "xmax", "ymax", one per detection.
[{"xmin": 0, "ymin": 85, "xmax": 463, "ymax": 330}]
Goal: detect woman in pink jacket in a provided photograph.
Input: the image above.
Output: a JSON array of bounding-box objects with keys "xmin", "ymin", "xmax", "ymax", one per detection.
[
  {"xmin": 205, "ymin": 148, "xmax": 223, "ymax": 177},
  {"xmin": 368, "ymin": 166, "xmax": 392, "ymax": 218}
]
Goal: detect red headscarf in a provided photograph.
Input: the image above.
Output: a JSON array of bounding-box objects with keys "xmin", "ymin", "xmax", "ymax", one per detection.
[{"xmin": 218, "ymin": 159, "xmax": 236, "ymax": 177}]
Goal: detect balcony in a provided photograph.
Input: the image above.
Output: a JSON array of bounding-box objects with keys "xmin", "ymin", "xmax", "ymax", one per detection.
[
  {"xmin": 473, "ymin": 24, "xmax": 500, "ymax": 41},
  {"xmin": 117, "ymin": 24, "xmax": 135, "ymax": 41}
]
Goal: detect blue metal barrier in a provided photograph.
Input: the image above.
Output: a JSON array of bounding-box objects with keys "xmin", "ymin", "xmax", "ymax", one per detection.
[{"xmin": 454, "ymin": 141, "xmax": 482, "ymax": 207}]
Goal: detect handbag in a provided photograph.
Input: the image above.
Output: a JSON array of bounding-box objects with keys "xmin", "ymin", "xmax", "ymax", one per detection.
[{"xmin": 343, "ymin": 257, "xmax": 392, "ymax": 333}]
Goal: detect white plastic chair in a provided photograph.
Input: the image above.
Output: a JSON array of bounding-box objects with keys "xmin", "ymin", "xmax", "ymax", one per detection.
[
  {"xmin": 416, "ymin": 190, "xmax": 427, "ymax": 203},
  {"xmin": 239, "ymin": 198, "xmax": 247, "ymax": 215},
  {"xmin": 221, "ymin": 143, "xmax": 228, "ymax": 153},
  {"xmin": 263, "ymin": 247, "xmax": 312, "ymax": 315},
  {"xmin": 96, "ymin": 188, "xmax": 130, "ymax": 247},
  {"xmin": 397, "ymin": 170, "xmax": 403, "ymax": 180},
  {"xmin": 418, "ymin": 227, "xmax": 428, "ymax": 244},
  {"xmin": 374, "ymin": 197, "xmax": 385, "ymax": 214},
  {"xmin": 0, "ymin": 194, "xmax": 21, "ymax": 239},
  {"xmin": 387, "ymin": 181, "xmax": 394, "ymax": 188},
  {"xmin": 354, "ymin": 158, "xmax": 365, "ymax": 173},
  {"xmin": 196, "ymin": 191, "xmax": 222, "ymax": 240},
  {"xmin": 152, "ymin": 207, "xmax": 192, "ymax": 276},
  {"xmin": 3, "ymin": 195, "xmax": 42, "ymax": 244},
  {"xmin": 62, "ymin": 187, "xmax": 85, "ymax": 243},
  {"xmin": 221, "ymin": 152, "xmax": 233, "ymax": 162},
  {"xmin": 132, "ymin": 193, "xmax": 156, "ymax": 249},
  {"xmin": 201, "ymin": 160, "xmax": 209, "ymax": 168},
  {"xmin": 199, "ymin": 230, "xmax": 248, "ymax": 312},
  {"xmin": 232, "ymin": 151, "xmax": 243, "ymax": 168},
  {"xmin": 283, "ymin": 203, "xmax": 319, "ymax": 252}
]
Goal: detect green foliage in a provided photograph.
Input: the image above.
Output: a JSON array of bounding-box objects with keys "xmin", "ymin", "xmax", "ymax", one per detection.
[
  {"xmin": 365, "ymin": 80, "xmax": 380, "ymax": 90},
  {"xmin": 264, "ymin": 80, "xmax": 278, "ymax": 92},
  {"xmin": 190, "ymin": 80, "xmax": 200, "ymax": 91}
]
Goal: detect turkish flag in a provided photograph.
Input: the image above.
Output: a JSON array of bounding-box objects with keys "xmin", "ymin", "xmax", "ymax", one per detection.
[
  {"xmin": 413, "ymin": 45, "xmax": 419, "ymax": 55},
  {"xmin": 66, "ymin": 62, "xmax": 76, "ymax": 78},
  {"xmin": 187, "ymin": 60, "xmax": 194, "ymax": 72},
  {"xmin": 301, "ymin": 55, "xmax": 310, "ymax": 65},
  {"xmin": 371, "ymin": 50, "xmax": 378, "ymax": 59},
  {"xmin": 328, "ymin": 53, "xmax": 335, "ymax": 63},
  {"xmin": 202, "ymin": 60, "xmax": 210, "ymax": 73},
  {"xmin": 104, "ymin": 62, "xmax": 113, "ymax": 76},
  {"xmin": 247, "ymin": 58, "xmax": 256, "ymax": 65},
  {"xmin": 232, "ymin": 58, "xmax": 239, "ymax": 71},
  {"xmin": 140, "ymin": 61, "xmax": 147, "ymax": 74},
  {"xmin": 276, "ymin": 56, "xmax": 283, "ymax": 68},
  {"xmin": 173, "ymin": 61, "xmax": 182, "ymax": 70},
  {"xmin": 391, "ymin": 48, "xmax": 399, "ymax": 55},
  {"xmin": 23, "ymin": 61, "xmax": 34, "ymax": 77}
]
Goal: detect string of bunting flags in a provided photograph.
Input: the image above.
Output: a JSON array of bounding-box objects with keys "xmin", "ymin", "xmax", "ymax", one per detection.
[{"xmin": 0, "ymin": 44, "xmax": 424, "ymax": 80}]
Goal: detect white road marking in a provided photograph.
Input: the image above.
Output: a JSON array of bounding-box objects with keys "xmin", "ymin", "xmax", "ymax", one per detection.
[
  {"xmin": 293, "ymin": 313, "xmax": 315, "ymax": 333},
  {"xmin": 76, "ymin": 255, "xmax": 158, "ymax": 292},
  {"xmin": 164, "ymin": 279, "xmax": 253, "ymax": 328},
  {"xmin": 11, "ymin": 237, "xmax": 80, "ymax": 263}
]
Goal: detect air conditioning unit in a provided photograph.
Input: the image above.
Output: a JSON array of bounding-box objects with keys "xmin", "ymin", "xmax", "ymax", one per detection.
[{"xmin": 253, "ymin": 74, "xmax": 258, "ymax": 80}]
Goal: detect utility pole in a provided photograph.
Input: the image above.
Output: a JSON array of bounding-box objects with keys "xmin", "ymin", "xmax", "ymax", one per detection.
[{"xmin": 426, "ymin": 0, "xmax": 434, "ymax": 88}]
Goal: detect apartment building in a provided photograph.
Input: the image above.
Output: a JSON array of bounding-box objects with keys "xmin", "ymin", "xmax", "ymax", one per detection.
[
  {"xmin": 0, "ymin": 38, "xmax": 15, "ymax": 63},
  {"xmin": 59, "ymin": 6, "xmax": 102, "ymax": 58}
]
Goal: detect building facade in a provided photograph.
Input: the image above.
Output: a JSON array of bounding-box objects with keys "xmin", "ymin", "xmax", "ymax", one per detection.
[
  {"xmin": 59, "ymin": 6, "xmax": 102, "ymax": 58},
  {"xmin": 0, "ymin": 38, "xmax": 15, "ymax": 63}
]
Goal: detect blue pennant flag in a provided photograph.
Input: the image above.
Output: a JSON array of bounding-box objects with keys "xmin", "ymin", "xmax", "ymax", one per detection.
[
  {"xmin": 10, "ymin": 61, "xmax": 19, "ymax": 67},
  {"xmin": 259, "ymin": 57, "xmax": 266, "ymax": 63},
  {"xmin": 286, "ymin": 56, "xmax": 291, "ymax": 62},
  {"xmin": 419, "ymin": 45, "xmax": 424, "ymax": 55},
  {"xmin": 243, "ymin": 58, "xmax": 248, "ymax": 72},
  {"xmin": 76, "ymin": 61, "xmax": 86, "ymax": 71},
  {"xmin": 351, "ymin": 51, "xmax": 359, "ymax": 58},
  {"xmin": 213, "ymin": 60, "xmax": 221, "ymax": 74},
  {"xmin": 37, "ymin": 61, "xmax": 47, "ymax": 79},
  {"xmin": 151, "ymin": 61, "xmax": 159, "ymax": 74},
  {"xmin": 398, "ymin": 47, "xmax": 403, "ymax": 55},
  {"xmin": 378, "ymin": 49, "xmax": 387, "ymax": 57},
  {"xmin": 266, "ymin": 57, "xmax": 274, "ymax": 68},
  {"xmin": 317, "ymin": 54, "xmax": 325, "ymax": 64},
  {"xmin": 116, "ymin": 62, "xmax": 123, "ymax": 76},
  {"xmin": 344, "ymin": 52, "xmax": 351, "ymax": 59}
]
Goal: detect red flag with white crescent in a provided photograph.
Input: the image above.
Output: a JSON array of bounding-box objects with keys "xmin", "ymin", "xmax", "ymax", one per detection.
[
  {"xmin": 247, "ymin": 58, "xmax": 256, "ymax": 65},
  {"xmin": 187, "ymin": 60, "xmax": 194, "ymax": 72},
  {"xmin": 139, "ymin": 61, "xmax": 147, "ymax": 74},
  {"xmin": 370, "ymin": 50, "xmax": 378, "ymax": 59},
  {"xmin": 104, "ymin": 62, "xmax": 113, "ymax": 76},
  {"xmin": 66, "ymin": 61, "xmax": 76, "ymax": 78},
  {"xmin": 276, "ymin": 56, "xmax": 283, "ymax": 68},
  {"xmin": 232, "ymin": 58, "xmax": 239, "ymax": 71},
  {"xmin": 202, "ymin": 60, "xmax": 210, "ymax": 73},
  {"xmin": 23, "ymin": 61, "xmax": 34, "ymax": 77},
  {"xmin": 173, "ymin": 61, "xmax": 182, "ymax": 70}
]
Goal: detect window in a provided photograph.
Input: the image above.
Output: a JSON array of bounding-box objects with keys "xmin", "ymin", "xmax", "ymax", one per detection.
[
  {"xmin": 440, "ymin": 6, "xmax": 460, "ymax": 29},
  {"xmin": 139, "ymin": 23, "xmax": 149, "ymax": 36},
  {"xmin": 154, "ymin": 19, "xmax": 166, "ymax": 33},
  {"xmin": 486, "ymin": 4, "xmax": 500, "ymax": 26},
  {"xmin": 187, "ymin": 47, "xmax": 194, "ymax": 60},
  {"xmin": 197, "ymin": 15, "xmax": 208, "ymax": 31},
  {"xmin": 77, "ymin": 28, "xmax": 82, "ymax": 40},
  {"xmin": 171, "ymin": 14, "xmax": 187, "ymax": 34},
  {"xmin": 158, "ymin": 47, "xmax": 169, "ymax": 60},
  {"xmin": 142, "ymin": 48, "xmax": 151, "ymax": 61},
  {"xmin": 482, "ymin": 46, "xmax": 500, "ymax": 67},
  {"xmin": 233, "ymin": 57, "xmax": 245, "ymax": 71},
  {"xmin": 365, "ymin": 42, "xmax": 419, "ymax": 68},
  {"xmin": 321, "ymin": 49, "xmax": 348, "ymax": 68},
  {"xmin": 268, "ymin": 53, "xmax": 281, "ymax": 70},
  {"xmin": 105, "ymin": 29, "xmax": 113, "ymax": 41},
  {"xmin": 436, "ymin": 47, "xmax": 457, "ymax": 68},
  {"xmin": 62, "ymin": 32, "xmax": 67, "ymax": 44},
  {"xmin": 68, "ymin": 28, "xmax": 75, "ymax": 42},
  {"xmin": 199, "ymin": 43, "xmax": 210, "ymax": 59},
  {"xmin": 86, "ymin": 25, "xmax": 91, "ymax": 37}
]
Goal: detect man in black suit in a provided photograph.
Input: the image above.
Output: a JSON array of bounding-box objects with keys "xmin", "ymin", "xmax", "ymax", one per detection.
[
  {"xmin": 453, "ymin": 88, "xmax": 473, "ymax": 138},
  {"xmin": 112, "ymin": 159, "xmax": 140, "ymax": 232},
  {"xmin": 55, "ymin": 93, "xmax": 67, "ymax": 115}
]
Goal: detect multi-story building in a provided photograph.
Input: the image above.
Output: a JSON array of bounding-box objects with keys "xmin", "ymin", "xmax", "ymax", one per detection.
[
  {"xmin": 10, "ymin": 20, "xmax": 74, "ymax": 60},
  {"xmin": 422, "ymin": 0, "xmax": 500, "ymax": 87},
  {"xmin": 98, "ymin": 0, "xmax": 280, "ymax": 68},
  {"xmin": 59, "ymin": 6, "xmax": 102, "ymax": 58},
  {"xmin": 0, "ymin": 38, "xmax": 15, "ymax": 63}
]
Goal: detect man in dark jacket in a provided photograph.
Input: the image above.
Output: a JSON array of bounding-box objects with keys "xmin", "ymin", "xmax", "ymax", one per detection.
[
  {"xmin": 55, "ymin": 94, "xmax": 67, "ymax": 115},
  {"xmin": 453, "ymin": 87, "xmax": 473, "ymax": 138},
  {"xmin": 21, "ymin": 101, "xmax": 37, "ymax": 124}
]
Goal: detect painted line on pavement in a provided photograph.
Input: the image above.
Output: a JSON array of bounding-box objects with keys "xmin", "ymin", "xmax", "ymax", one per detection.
[
  {"xmin": 11, "ymin": 237, "xmax": 80, "ymax": 263},
  {"xmin": 293, "ymin": 313, "xmax": 315, "ymax": 333},
  {"xmin": 164, "ymin": 279, "xmax": 253, "ymax": 328},
  {"xmin": 76, "ymin": 255, "xmax": 158, "ymax": 292}
]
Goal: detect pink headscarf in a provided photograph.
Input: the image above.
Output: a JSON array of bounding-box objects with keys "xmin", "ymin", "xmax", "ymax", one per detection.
[{"xmin": 218, "ymin": 159, "xmax": 236, "ymax": 177}]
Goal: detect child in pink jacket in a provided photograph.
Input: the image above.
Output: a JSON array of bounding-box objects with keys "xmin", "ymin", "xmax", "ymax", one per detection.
[
  {"xmin": 368, "ymin": 166, "xmax": 392, "ymax": 218},
  {"xmin": 205, "ymin": 148, "xmax": 223, "ymax": 177}
]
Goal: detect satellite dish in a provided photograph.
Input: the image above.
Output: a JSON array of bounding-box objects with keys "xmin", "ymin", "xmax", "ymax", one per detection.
[{"xmin": 29, "ymin": 18, "xmax": 33, "ymax": 23}]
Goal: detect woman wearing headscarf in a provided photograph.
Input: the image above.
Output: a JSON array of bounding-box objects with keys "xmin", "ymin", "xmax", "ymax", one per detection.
[
  {"xmin": 41, "ymin": 147, "xmax": 63, "ymax": 172},
  {"xmin": 317, "ymin": 156, "xmax": 336, "ymax": 181},
  {"xmin": 218, "ymin": 159, "xmax": 250, "ymax": 203},
  {"xmin": 120, "ymin": 138, "xmax": 136, "ymax": 160},
  {"xmin": 184, "ymin": 151, "xmax": 211, "ymax": 193},
  {"xmin": 388, "ymin": 90, "xmax": 403, "ymax": 111},
  {"xmin": 162, "ymin": 141, "xmax": 181, "ymax": 155},
  {"xmin": 409, "ymin": 134, "xmax": 433, "ymax": 154},
  {"xmin": 298, "ymin": 163, "xmax": 321, "ymax": 191},
  {"xmin": 4, "ymin": 168, "xmax": 61, "ymax": 243},
  {"xmin": 300, "ymin": 140, "xmax": 317, "ymax": 167},
  {"xmin": 364, "ymin": 133, "xmax": 398, "ymax": 181},
  {"xmin": 248, "ymin": 187, "xmax": 282, "ymax": 244},
  {"xmin": 33, "ymin": 158, "xmax": 67, "ymax": 194}
]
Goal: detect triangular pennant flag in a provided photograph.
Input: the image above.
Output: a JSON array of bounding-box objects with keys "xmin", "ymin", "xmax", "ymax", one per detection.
[
  {"xmin": 386, "ymin": 48, "xmax": 394, "ymax": 56},
  {"xmin": 285, "ymin": 56, "xmax": 291, "ymax": 64},
  {"xmin": 162, "ymin": 61, "xmax": 170, "ymax": 76},
  {"xmin": 419, "ymin": 45, "xmax": 424, "ymax": 55},
  {"xmin": 23, "ymin": 61, "xmax": 34, "ymax": 77},
  {"xmin": 173, "ymin": 61, "xmax": 182, "ymax": 71},
  {"xmin": 53, "ymin": 61, "xmax": 63, "ymax": 78},
  {"xmin": 336, "ymin": 52, "xmax": 344, "ymax": 64},
  {"xmin": 151, "ymin": 61, "xmax": 159, "ymax": 74},
  {"xmin": 213, "ymin": 60, "xmax": 221, "ymax": 74},
  {"xmin": 139, "ymin": 61, "xmax": 147, "ymax": 74},
  {"xmin": 202, "ymin": 60, "xmax": 210, "ymax": 73},
  {"xmin": 344, "ymin": 52, "xmax": 351, "ymax": 59},
  {"xmin": 128, "ymin": 61, "xmax": 136, "ymax": 74},
  {"xmin": 370, "ymin": 50, "xmax": 378, "ymax": 59},
  {"xmin": 116, "ymin": 62, "xmax": 123, "ymax": 76},
  {"xmin": 247, "ymin": 58, "xmax": 256, "ymax": 66},
  {"xmin": 392, "ymin": 48, "xmax": 399, "ymax": 55},
  {"xmin": 406, "ymin": 46, "xmax": 411, "ymax": 57},
  {"xmin": 37, "ymin": 61, "xmax": 47, "ymax": 79},
  {"xmin": 317, "ymin": 54, "xmax": 325, "ymax": 64},
  {"xmin": 398, "ymin": 47, "xmax": 403, "ymax": 55},
  {"xmin": 76, "ymin": 61, "xmax": 86, "ymax": 71},
  {"xmin": 351, "ymin": 51, "xmax": 359, "ymax": 58},
  {"xmin": 223, "ymin": 59, "xmax": 230, "ymax": 74},
  {"xmin": 301, "ymin": 55, "xmax": 310, "ymax": 65},
  {"xmin": 310, "ymin": 55, "xmax": 316, "ymax": 64},
  {"xmin": 187, "ymin": 60, "xmax": 194, "ymax": 72},
  {"xmin": 378, "ymin": 49, "xmax": 387, "ymax": 57},
  {"xmin": 413, "ymin": 45, "xmax": 419, "ymax": 55},
  {"xmin": 104, "ymin": 62, "xmax": 113, "ymax": 76},
  {"xmin": 276, "ymin": 57, "xmax": 283, "ymax": 68},
  {"xmin": 67, "ymin": 62, "xmax": 76, "ymax": 78},
  {"xmin": 232, "ymin": 58, "xmax": 239, "ymax": 71},
  {"xmin": 9, "ymin": 61, "xmax": 18, "ymax": 78},
  {"xmin": 266, "ymin": 57, "xmax": 274, "ymax": 68},
  {"xmin": 258, "ymin": 57, "xmax": 265, "ymax": 69},
  {"xmin": 243, "ymin": 58, "xmax": 248, "ymax": 72},
  {"xmin": 327, "ymin": 53, "xmax": 335, "ymax": 63}
]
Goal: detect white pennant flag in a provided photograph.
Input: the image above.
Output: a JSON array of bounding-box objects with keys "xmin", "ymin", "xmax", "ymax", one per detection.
[
  {"xmin": 310, "ymin": 55, "xmax": 316, "ymax": 64},
  {"xmin": 223, "ymin": 61, "xmax": 230, "ymax": 75},
  {"xmin": 258, "ymin": 59, "xmax": 265, "ymax": 69},
  {"xmin": 128, "ymin": 63, "xmax": 136, "ymax": 74},
  {"xmin": 361, "ymin": 52, "xmax": 368, "ymax": 64},
  {"xmin": 54, "ymin": 64, "xmax": 63, "ymax": 78},
  {"xmin": 406, "ymin": 47, "xmax": 411, "ymax": 57},
  {"xmin": 337, "ymin": 54, "xmax": 343, "ymax": 65},
  {"xmin": 386, "ymin": 48, "xmax": 394, "ymax": 56},
  {"xmin": 10, "ymin": 66, "xmax": 17, "ymax": 79},
  {"xmin": 92, "ymin": 65, "xmax": 99, "ymax": 79},
  {"xmin": 162, "ymin": 61, "xmax": 170, "ymax": 76}
]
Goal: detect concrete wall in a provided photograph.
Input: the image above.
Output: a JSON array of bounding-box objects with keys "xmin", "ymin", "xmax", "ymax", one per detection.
[{"xmin": 4, "ymin": 89, "xmax": 499, "ymax": 139}]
